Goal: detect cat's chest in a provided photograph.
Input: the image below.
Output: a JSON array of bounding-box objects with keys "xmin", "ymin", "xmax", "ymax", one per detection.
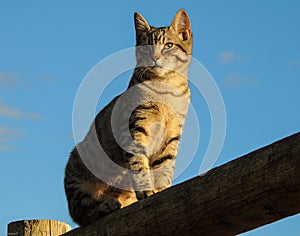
[{"xmin": 124, "ymin": 80, "xmax": 189, "ymax": 111}]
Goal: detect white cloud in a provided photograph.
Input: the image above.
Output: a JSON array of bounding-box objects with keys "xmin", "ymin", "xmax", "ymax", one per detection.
[
  {"xmin": 0, "ymin": 126, "xmax": 20, "ymax": 142},
  {"xmin": 289, "ymin": 52, "xmax": 300, "ymax": 66},
  {"xmin": 0, "ymin": 126, "xmax": 20, "ymax": 151},
  {"xmin": 218, "ymin": 50, "xmax": 236, "ymax": 65},
  {"xmin": 289, "ymin": 60, "xmax": 300, "ymax": 67},
  {"xmin": 0, "ymin": 144, "xmax": 14, "ymax": 151},
  {"xmin": 223, "ymin": 71, "xmax": 243, "ymax": 87},
  {"xmin": 223, "ymin": 71, "xmax": 258, "ymax": 88},
  {"xmin": 0, "ymin": 99, "xmax": 43, "ymax": 120},
  {"xmin": 0, "ymin": 72, "xmax": 18, "ymax": 89}
]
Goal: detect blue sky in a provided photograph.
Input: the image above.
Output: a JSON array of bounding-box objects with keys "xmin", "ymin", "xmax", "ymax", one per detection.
[{"xmin": 0, "ymin": 1, "xmax": 299, "ymax": 235}]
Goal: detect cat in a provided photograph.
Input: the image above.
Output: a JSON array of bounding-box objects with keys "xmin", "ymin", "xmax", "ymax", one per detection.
[{"xmin": 64, "ymin": 9, "xmax": 193, "ymax": 226}]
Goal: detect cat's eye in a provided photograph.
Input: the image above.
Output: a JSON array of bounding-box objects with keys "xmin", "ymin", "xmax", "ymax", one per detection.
[{"xmin": 164, "ymin": 43, "xmax": 174, "ymax": 50}]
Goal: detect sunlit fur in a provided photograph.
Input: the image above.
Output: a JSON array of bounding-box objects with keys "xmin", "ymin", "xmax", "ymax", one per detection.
[{"xmin": 64, "ymin": 9, "xmax": 193, "ymax": 226}]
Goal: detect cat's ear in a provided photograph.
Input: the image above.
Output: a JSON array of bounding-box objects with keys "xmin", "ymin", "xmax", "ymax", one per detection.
[
  {"xmin": 171, "ymin": 9, "xmax": 191, "ymax": 41},
  {"xmin": 134, "ymin": 12, "xmax": 150, "ymax": 38}
]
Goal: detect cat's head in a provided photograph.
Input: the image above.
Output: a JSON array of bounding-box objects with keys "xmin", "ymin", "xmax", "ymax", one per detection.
[{"xmin": 134, "ymin": 9, "xmax": 193, "ymax": 77}]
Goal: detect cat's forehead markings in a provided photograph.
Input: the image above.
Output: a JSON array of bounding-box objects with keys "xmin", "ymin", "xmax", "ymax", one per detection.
[{"xmin": 149, "ymin": 28, "xmax": 167, "ymax": 44}]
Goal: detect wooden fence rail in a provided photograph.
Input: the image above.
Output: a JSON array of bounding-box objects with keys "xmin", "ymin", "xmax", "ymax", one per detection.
[{"xmin": 8, "ymin": 132, "xmax": 300, "ymax": 236}]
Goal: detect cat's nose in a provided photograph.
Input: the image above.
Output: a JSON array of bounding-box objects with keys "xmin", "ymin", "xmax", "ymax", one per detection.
[{"xmin": 152, "ymin": 54, "xmax": 160, "ymax": 62}]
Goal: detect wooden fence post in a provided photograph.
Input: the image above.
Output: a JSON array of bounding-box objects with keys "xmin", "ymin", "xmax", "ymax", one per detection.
[{"xmin": 7, "ymin": 220, "xmax": 71, "ymax": 236}]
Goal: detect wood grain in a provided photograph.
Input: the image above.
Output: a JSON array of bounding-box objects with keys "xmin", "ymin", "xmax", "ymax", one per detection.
[{"xmin": 8, "ymin": 220, "xmax": 71, "ymax": 236}]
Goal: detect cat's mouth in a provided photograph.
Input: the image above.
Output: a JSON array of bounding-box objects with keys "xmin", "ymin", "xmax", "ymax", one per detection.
[
  {"xmin": 148, "ymin": 65, "xmax": 173, "ymax": 77},
  {"xmin": 150, "ymin": 62, "xmax": 166, "ymax": 71},
  {"xmin": 144, "ymin": 60, "xmax": 174, "ymax": 75},
  {"xmin": 152, "ymin": 63, "xmax": 174, "ymax": 72}
]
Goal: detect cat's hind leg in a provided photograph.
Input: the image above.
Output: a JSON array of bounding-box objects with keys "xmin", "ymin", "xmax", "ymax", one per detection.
[{"xmin": 67, "ymin": 190, "xmax": 122, "ymax": 226}]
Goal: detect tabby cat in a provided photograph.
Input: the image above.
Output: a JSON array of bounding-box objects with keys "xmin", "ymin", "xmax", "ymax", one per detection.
[{"xmin": 64, "ymin": 9, "xmax": 193, "ymax": 226}]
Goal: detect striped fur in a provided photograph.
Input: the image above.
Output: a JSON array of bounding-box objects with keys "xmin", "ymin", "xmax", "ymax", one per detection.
[{"xmin": 64, "ymin": 9, "xmax": 193, "ymax": 226}]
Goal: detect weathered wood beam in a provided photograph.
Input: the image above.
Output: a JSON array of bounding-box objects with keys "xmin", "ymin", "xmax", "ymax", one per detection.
[{"xmin": 63, "ymin": 132, "xmax": 300, "ymax": 236}]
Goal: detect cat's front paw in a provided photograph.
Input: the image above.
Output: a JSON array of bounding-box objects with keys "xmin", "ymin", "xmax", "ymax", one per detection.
[
  {"xmin": 98, "ymin": 198, "xmax": 122, "ymax": 214},
  {"xmin": 135, "ymin": 190, "xmax": 155, "ymax": 200}
]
